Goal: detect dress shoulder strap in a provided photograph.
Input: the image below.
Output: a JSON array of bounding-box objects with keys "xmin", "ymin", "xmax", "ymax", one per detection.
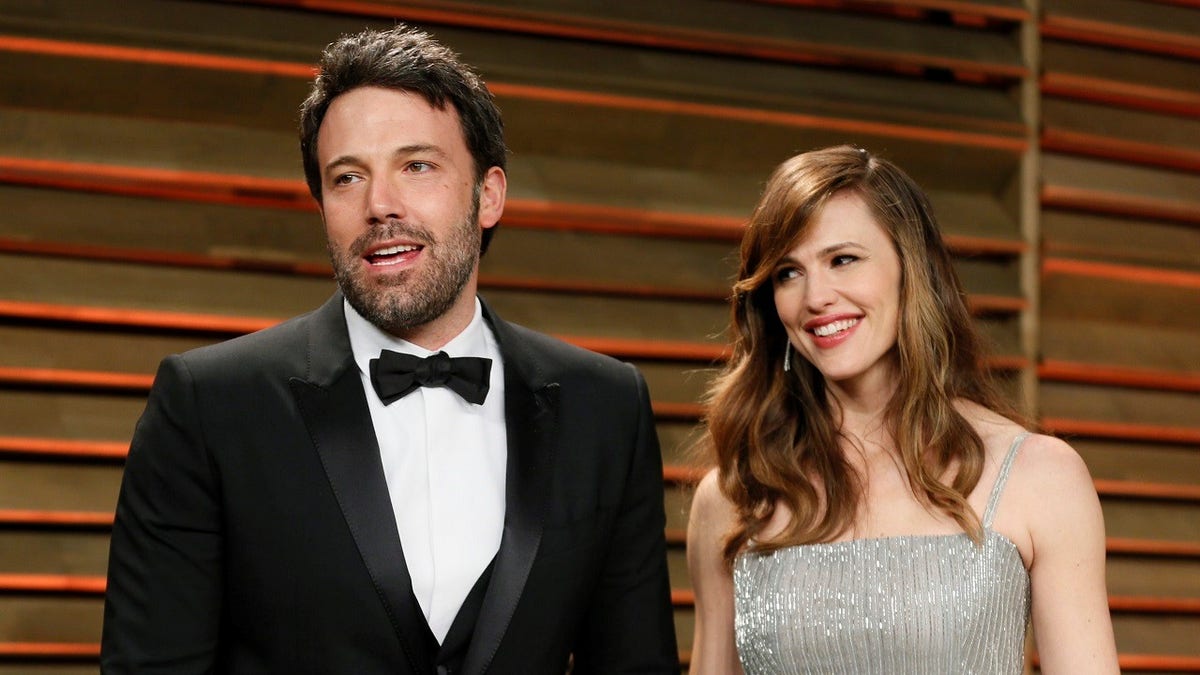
[{"xmin": 982, "ymin": 431, "xmax": 1031, "ymax": 528}]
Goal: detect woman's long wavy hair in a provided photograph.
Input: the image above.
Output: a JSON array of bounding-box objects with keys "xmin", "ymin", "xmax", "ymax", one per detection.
[{"xmin": 704, "ymin": 145, "xmax": 1015, "ymax": 567}]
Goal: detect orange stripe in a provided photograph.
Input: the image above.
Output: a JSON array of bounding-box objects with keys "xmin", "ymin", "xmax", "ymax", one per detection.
[
  {"xmin": 492, "ymin": 82, "xmax": 1025, "ymax": 152},
  {"xmin": 1116, "ymin": 653, "xmax": 1200, "ymax": 671},
  {"xmin": 1041, "ymin": 14, "xmax": 1200, "ymax": 61},
  {"xmin": 0, "ymin": 156, "xmax": 314, "ymax": 211},
  {"xmin": 251, "ymin": 0, "xmax": 1026, "ymax": 82},
  {"xmin": 0, "ymin": 34, "xmax": 1024, "ymax": 148},
  {"xmin": 663, "ymin": 464, "xmax": 706, "ymax": 485},
  {"xmin": 0, "ymin": 237, "xmax": 332, "ymax": 277},
  {"xmin": 1042, "ymin": 257, "xmax": 1200, "ymax": 291},
  {"xmin": 0, "ymin": 298, "xmax": 281, "ymax": 334},
  {"xmin": 1041, "ymin": 418, "xmax": 1200, "ymax": 445},
  {"xmin": 0, "ymin": 158, "xmax": 1023, "ymax": 256},
  {"xmin": 0, "ymin": 641, "xmax": 100, "ymax": 658},
  {"xmin": 0, "ymin": 366, "xmax": 154, "ymax": 391},
  {"xmin": 1042, "ymin": 127, "xmax": 1200, "ymax": 173},
  {"xmin": 0, "ymin": 236, "xmax": 730, "ymax": 302},
  {"xmin": 749, "ymin": 0, "xmax": 1029, "ymax": 23},
  {"xmin": 1094, "ymin": 479, "xmax": 1200, "ymax": 502},
  {"xmin": 671, "ymin": 588, "xmax": 695, "ymax": 606},
  {"xmin": 1109, "ymin": 595, "xmax": 1200, "ymax": 614},
  {"xmin": 1108, "ymin": 537, "xmax": 1200, "ymax": 558},
  {"xmin": 0, "ymin": 35, "xmax": 315, "ymax": 77},
  {"xmin": 1034, "ymin": 652, "xmax": 1200, "ymax": 670},
  {"xmin": 0, "ymin": 574, "xmax": 105, "ymax": 594},
  {"xmin": 0, "ymin": 436, "xmax": 128, "ymax": 460},
  {"xmin": 652, "ymin": 402, "xmax": 707, "ymax": 421},
  {"xmin": 1039, "ymin": 359, "xmax": 1200, "ymax": 393},
  {"xmin": 1041, "ymin": 72, "xmax": 1200, "ymax": 118},
  {"xmin": 0, "ymin": 509, "xmax": 113, "ymax": 528},
  {"xmin": 1041, "ymin": 185, "xmax": 1200, "ymax": 226}
]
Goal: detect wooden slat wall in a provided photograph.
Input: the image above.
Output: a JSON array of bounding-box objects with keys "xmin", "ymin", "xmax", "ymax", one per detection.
[
  {"xmin": 0, "ymin": 0, "xmax": 1193, "ymax": 670},
  {"xmin": 1038, "ymin": 0, "xmax": 1200, "ymax": 672}
]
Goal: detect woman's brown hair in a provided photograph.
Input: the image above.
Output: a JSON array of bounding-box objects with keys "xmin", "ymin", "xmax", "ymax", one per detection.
[{"xmin": 704, "ymin": 145, "xmax": 1015, "ymax": 566}]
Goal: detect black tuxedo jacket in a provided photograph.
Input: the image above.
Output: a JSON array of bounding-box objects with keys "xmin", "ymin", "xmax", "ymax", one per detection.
[{"xmin": 101, "ymin": 294, "xmax": 679, "ymax": 674}]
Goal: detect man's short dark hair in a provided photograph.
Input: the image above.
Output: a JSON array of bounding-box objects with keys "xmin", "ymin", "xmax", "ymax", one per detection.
[{"xmin": 299, "ymin": 25, "xmax": 508, "ymax": 252}]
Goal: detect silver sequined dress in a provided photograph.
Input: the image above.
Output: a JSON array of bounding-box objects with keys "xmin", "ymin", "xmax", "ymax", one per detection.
[{"xmin": 734, "ymin": 433, "xmax": 1032, "ymax": 674}]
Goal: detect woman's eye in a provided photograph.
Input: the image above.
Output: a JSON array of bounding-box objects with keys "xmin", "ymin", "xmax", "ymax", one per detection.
[
  {"xmin": 832, "ymin": 254, "xmax": 858, "ymax": 267},
  {"xmin": 774, "ymin": 267, "xmax": 800, "ymax": 282}
]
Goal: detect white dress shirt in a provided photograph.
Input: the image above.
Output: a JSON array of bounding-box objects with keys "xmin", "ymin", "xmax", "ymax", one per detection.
[{"xmin": 344, "ymin": 298, "xmax": 507, "ymax": 643}]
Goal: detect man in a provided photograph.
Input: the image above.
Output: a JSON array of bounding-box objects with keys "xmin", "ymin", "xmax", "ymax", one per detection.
[{"xmin": 101, "ymin": 25, "xmax": 679, "ymax": 674}]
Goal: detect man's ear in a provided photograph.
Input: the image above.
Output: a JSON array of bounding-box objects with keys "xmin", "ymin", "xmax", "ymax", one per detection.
[{"xmin": 477, "ymin": 166, "xmax": 506, "ymax": 231}]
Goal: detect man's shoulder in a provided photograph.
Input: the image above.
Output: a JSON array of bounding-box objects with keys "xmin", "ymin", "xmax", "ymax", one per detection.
[
  {"xmin": 171, "ymin": 303, "xmax": 328, "ymax": 374},
  {"xmin": 493, "ymin": 318, "xmax": 636, "ymax": 383}
]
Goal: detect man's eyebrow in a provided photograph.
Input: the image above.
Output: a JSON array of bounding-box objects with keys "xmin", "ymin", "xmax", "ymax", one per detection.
[{"xmin": 323, "ymin": 144, "xmax": 449, "ymax": 174}]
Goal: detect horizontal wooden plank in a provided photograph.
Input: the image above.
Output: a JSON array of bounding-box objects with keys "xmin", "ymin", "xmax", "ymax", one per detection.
[
  {"xmin": 0, "ymin": 157, "xmax": 1025, "ymax": 254},
  {"xmin": 1041, "ymin": 38, "xmax": 1200, "ymax": 117},
  {"xmin": 493, "ymin": 80, "xmax": 1027, "ymax": 151},
  {"xmin": 0, "ymin": 575, "xmax": 104, "ymax": 596},
  {"xmin": 1115, "ymin": 653, "xmax": 1200, "ymax": 672},
  {"xmin": 1039, "ymin": 360, "xmax": 1200, "ymax": 394},
  {"xmin": 1042, "ymin": 127, "xmax": 1200, "ymax": 174},
  {"xmin": 0, "ymin": 299, "xmax": 277, "ymax": 336},
  {"xmin": 0, "ymin": 30, "xmax": 1027, "ymax": 152},
  {"xmin": 0, "ymin": 238, "xmax": 1026, "ymax": 311},
  {"xmin": 663, "ymin": 465, "xmax": 706, "ymax": 485},
  {"xmin": 1035, "ymin": 653, "xmax": 1200, "ymax": 672},
  {"xmin": 1096, "ymin": 480, "xmax": 1200, "ymax": 503},
  {"xmin": 1042, "ymin": 185, "xmax": 1200, "ymax": 226},
  {"xmin": 1109, "ymin": 595, "xmax": 1200, "ymax": 615},
  {"xmin": 1042, "ymin": 0, "xmax": 1200, "ymax": 61},
  {"xmin": 238, "ymin": 0, "xmax": 1028, "ymax": 82},
  {"xmin": 1042, "ymin": 214, "xmax": 1200, "ymax": 276},
  {"xmin": 0, "ymin": 34, "xmax": 314, "ymax": 78},
  {"xmin": 1042, "ymin": 72, "xmax": 1200, "ymax": 118},
  {"xmin": 0, "ymin": 642, "xmax": 98, "ymax": 659},
  {"xmin": 1042, "ymin": 419, "xmax": 1200, "ymax": 446},
  {"xmin": 1043, "ymin": 258, "xmax": 1200, "ymax": 291},
  {"xmin": 0, "ymin": 510, "xmax": 112, "ymax": 529},
  {"xmin": 749, "ymin": 0, "xmax": 1029, "ymax": 25},
  {"xmin": 1109, "ymin": 538, "xmax": 1200, "ymax": 559},
  {"xmin": 1041, "ymin": 382, "xmax": 1200, "ymax": 434},
  {"xmin": 0, "ymin": 367, "xmax": 153, "ymax": 393},
  {"xmin": 0, "ymin": 437, "xmax": 125, "ymax": 461}
]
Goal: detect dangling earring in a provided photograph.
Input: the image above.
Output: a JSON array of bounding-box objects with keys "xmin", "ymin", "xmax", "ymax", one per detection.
[{"xmin": 783, "ymin": 342, "xmax": 792, "ymax": 372}]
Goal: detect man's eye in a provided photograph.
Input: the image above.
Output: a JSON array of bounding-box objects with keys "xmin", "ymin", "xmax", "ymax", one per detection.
[
  {"xmin": 333, "ymin": 174, "xmax": 358, "ymax": 185},
  {"xmin": 408, "ymin": 161, "xmax": 432, "ymax": 173}
]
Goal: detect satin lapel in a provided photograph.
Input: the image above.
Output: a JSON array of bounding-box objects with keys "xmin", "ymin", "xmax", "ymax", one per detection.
[
  {"xmin": 289, "ymin": 294, "xmax": 434, "ymax": 672},
  {"xmin": 461, "ymin": 305, "xmax": 559, "ymax": 675}
]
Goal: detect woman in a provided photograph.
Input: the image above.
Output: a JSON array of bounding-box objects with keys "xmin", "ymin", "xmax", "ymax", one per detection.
[{"xmin": 687, "ymin": 146, "xmax": 1119, "ymax": 673}]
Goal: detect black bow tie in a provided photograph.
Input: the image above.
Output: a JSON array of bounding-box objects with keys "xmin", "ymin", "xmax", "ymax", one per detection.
[{"xmin": 369, "ymin": 350, "xmax": 492, "ymax": 406}]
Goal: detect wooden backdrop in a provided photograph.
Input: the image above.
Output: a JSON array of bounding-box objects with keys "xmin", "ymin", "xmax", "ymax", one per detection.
[{"xmin": 0, "ymin": 0, "xmax": 1196, "ymax": 672}]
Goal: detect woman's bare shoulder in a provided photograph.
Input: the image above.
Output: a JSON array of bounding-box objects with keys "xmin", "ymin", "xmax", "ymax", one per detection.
[
  {"xmin": 955, "ymin": 399, "xmax": 1025, "ymax": 455},
  {"xmin": 692, "ymin": 468, "xmax": 738, "ymax": 528}
]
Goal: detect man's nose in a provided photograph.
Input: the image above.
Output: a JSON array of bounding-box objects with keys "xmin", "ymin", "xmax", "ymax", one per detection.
[{"xmin": 366, "ymin": 176, "xmax": 406, "ymax": 224}]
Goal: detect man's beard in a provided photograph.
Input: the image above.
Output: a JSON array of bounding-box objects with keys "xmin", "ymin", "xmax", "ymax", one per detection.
[{"xmin": 330, "ymin": 199, "xmax": 481, "ymax": 337}]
